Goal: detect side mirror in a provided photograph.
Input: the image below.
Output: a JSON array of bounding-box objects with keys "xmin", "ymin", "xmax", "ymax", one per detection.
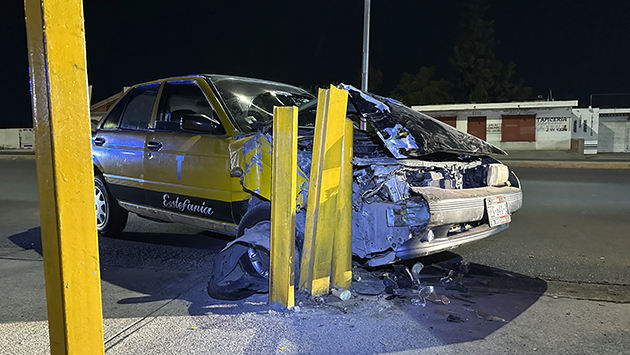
[{"xmin": 180, "ymin": 113, "xmax": 225, "ymax": 135}]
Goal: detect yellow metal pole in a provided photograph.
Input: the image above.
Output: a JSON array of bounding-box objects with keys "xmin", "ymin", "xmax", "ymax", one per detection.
[
  {"xmin": 331, "ymin": 119, "xmax": 354, "ymax": 290},
  {"xmin": 299, "ymin": 86, "xmax": 348, "ymax": 296},
  {"xmin": 24, "ymin": 0, "xmax": 104, "ymax": 354},
  {"xmin": 269, "ymin": 106, "xmax": 298, "ymax": 308},
  {"xmin": 298, "ymin": 88, "xmax": 327, "ymax": 293}
]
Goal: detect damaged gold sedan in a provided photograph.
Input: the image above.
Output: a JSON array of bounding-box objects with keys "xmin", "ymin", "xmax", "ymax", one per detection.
[{"xmin": 92, "ymin": 75, "xmax": 522, "ymax": 300}]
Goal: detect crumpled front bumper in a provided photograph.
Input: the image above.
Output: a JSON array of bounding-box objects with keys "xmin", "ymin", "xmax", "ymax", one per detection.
[
  {"xmin": 396, "ymin": 186, "xmax": 522, "ymax": 260},
  {"xmin": 396, "ymin": 223, "xmax": 509, "ymax": 260},
  {"xmin": 412, "ymin": 185, "xmax": 523, "ymax": 228}
]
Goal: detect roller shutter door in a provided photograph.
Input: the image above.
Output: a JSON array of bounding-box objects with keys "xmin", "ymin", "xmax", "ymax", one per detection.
[
  {"xmin": 599, "ymin": 115, "xmax": 630, "ymax": 152},
  {"xmin": 467, "ymin": 116, "xmax": 487, "ymax": 140},
  {"xmin": 501, "ymin": 115, "xmax": 535, "ymax": 142},
  {"xmin": 435, "ymin": 116, "xmax": 456, "ymax": 127}
]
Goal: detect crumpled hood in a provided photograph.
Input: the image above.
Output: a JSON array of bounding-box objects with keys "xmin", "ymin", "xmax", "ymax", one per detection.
[{"xmin": 338, "ymin": 84, "xmax": 506, "ymax": 158}]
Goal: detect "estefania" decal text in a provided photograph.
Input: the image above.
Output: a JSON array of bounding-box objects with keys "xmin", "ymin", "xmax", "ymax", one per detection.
[{"xmin": 162, "ymin": 194, "xmax": 214, "ymax": 215}]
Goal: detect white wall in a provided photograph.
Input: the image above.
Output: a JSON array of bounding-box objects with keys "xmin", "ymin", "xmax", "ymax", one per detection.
[
  {"xmin": 571, "ymin": 108, "xmax": 599, "ymax": 154},
  {"xmin": 416, "ymin": 104, "xmax": 574, "ymax": 151},
  {"xmin": 534, "ymin": 107, "xmax": 572, "ymax": 150},
  {"xmin": 0, "ymin": 129, "xmax": 34, "ymax": 149}
]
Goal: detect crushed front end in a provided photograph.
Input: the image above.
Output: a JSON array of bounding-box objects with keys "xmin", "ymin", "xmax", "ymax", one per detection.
[
  {"xmin": 339, "ymin": 84, "xmax": 523, "ymax": 267},
  {"xmin": 350, "ymin": 154, "xmax": 522, "ymax": 267}
]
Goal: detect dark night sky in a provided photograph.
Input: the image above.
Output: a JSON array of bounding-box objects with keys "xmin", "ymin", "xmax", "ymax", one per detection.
[{"xmin": 2, "ymin": 1, "xmax": 630, "ymax": 128}]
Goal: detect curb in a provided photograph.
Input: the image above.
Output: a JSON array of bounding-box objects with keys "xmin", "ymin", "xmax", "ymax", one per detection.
[
  {"xmin": 0, "ymin": 154, "xmax": 36, "ymax": 160},
  {"xmin": 502, "ymin": 160, "xmax": 630, "ymax": 169}
]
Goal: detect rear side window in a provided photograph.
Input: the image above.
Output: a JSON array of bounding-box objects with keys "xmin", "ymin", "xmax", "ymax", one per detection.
[
  {"xmin": 101, "ymin": 95, "xmax": 128, "ymax": 130},
  {"xmin": 119, "ymin": 83, "xmax": 161, "ymax": 130}
]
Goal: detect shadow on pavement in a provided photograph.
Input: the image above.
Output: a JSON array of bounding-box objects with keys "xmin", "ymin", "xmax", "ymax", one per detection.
[
  {"xmin": 6, "ymin": 228, "xmax": 548, "ymax": 353},
  {"xmin": 5, "ymin": 225, "xmax": 225, "ymax": 323},
  {"xmin": 190, "ymin": 250, "xmax": 549, "ymax": 353}
]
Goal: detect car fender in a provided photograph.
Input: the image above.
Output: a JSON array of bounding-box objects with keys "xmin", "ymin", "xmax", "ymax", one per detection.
[
  {"xmin": 228, "ymin": 132, "xmax": 309, "ymax": 208},
  {"xmin": 92, "ymin": 153, "xmax": 104, "ymax": 175}
]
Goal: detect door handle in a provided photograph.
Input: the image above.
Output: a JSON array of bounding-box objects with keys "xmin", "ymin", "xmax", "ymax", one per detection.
[
  {"xmin": 94, "ymin": 137, "xmax": 105, "ymax": 146},
  {"xmin": 147, "ymin": 140, "xmax": 163, "ymax": 150}
]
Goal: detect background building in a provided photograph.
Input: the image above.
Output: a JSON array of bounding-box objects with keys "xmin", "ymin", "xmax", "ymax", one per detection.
[{"xmin": 412, "ymin": 101, "xmax": 604, "ymax": 154}]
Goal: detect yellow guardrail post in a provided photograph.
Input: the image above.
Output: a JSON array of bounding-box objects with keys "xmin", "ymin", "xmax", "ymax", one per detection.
[
  {"xmin": 24, "ymin": 0, "xmax": 104, "ymax": 354},
  {"xmin": 269, "ymin": 106, "xmax": 298, "ymax": 308},
  {"xmin": 299, "ymin": 86, "xmax": 349, "ymax": 297},
  {"xmin": 331, "ymin": 119, "xmax": 354, "ymax": 290}
]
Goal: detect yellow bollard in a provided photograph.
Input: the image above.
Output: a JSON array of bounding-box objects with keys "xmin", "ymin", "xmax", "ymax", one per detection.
[
  {"xmin": 24, "ymin": 0, "xmax": 104, "ymax": 354},
  {"xmin": 331, "ymin": 119, "xmax": 354, "ymax": 290},
  {"xmin": 269, "ymin": 106, "xmax": 298, "ymax": 308},
  {"xmin": 299, "ymin": 86, "xmax": 349, "ymax": 296}
]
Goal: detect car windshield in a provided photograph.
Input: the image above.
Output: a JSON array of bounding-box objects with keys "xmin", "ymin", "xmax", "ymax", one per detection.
[{"xmin": 207, "ymin": 75, "xmax": 315, "ymax": 133}]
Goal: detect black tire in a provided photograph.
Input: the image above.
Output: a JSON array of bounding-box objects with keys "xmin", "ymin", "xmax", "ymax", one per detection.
[
  {"xmin": 207, "ymin": 203, "xmax": 302, "ymax": 300},
  {"xmin": 207, "ymin": 241, "xmax": 269, "ymax": 300},
  {"xmin": 94, "ymin": 174, "xmax": 128, "ymax": 237}
]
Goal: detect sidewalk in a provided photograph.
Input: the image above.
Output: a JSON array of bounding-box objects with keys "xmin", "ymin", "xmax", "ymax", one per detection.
[
  {"xmin": 0, "ymin": 149, "xmax": 36, "ymax": 159},
  {"xmin": 4, "ymin": 272, "xmax": 629, "ymax": 355},
  {"xmin": 493, "ymin": 150, "xmax": 630, "ymax": 169}
]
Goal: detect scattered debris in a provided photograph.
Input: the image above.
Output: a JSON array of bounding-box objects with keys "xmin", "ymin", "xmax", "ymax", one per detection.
[
  {"xmin": 331, "ymin": 288, "xmax": 352, "ymax": 301},
  {"xmin": 323, "ymin": 303, "xmax": 347, "ymax": 314},
  {"xmin": 353, "ymin": 280, "xmax": 385, "ymax": 295},
  {"xmin": 458, "ymin": 262, "xmax": 469, "ymax": 275},
  {"xmin": 440, "ymin": 270, "xmax": 455, "ymax": 284},
  {"xmin": 468, "ymin": 309, "xmax": 507, "ymax": 323},
  {"xmin": 411, "ymin": 298, "xmax": 426, "ymax": 307},
  {"xmin": 382, "ymin": 274, "xmax": 398, "ymax": 294},
  {"xmin": 382, "ymin": 265, "xmax": 414, "ymax": 290},
  {"xmin": 445, "ymin": 281, "xmax": 469, "ymax": 293},
  {"xmin": 410, "ymin": 286, "xmax": 435, "ymax": 307},
  {"xmin": 411, "ymin": 262, "xmax": 424, "ymax": 282},
  {"xmin": 434, "ymin": 309, "xmax": 456, "ymax": 316},
  {"xmin": 447, "ymin": 314, "xmax": 465, "ymax": 323},
  {"xmin": 419, "ymin": 285, "xmax": 434, "ymax": 298},
  {"xmin": 426, "ymin": 291, "xmax": 450, "ymax": 305}
]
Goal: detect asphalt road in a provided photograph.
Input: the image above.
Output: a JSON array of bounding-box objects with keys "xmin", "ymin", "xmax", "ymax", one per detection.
[
  {"xmin": 1, "ymin": 159, "xmax": 629, "ymax": 354},
  {"xmin": 0, "ymin": 158, "xmax": 228, "ymax": 326},
  {"xmin": 456, "ymin": 167, "xmax": 630, "ymax": 286}
]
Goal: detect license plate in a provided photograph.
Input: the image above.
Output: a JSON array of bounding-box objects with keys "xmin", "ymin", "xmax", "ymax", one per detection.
[{"xmin": 485, "ymin": 196, "xmax": 511, "ymax": 227}]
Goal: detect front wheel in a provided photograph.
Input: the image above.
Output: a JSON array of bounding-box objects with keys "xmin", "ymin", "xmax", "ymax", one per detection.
[
  {"xmin": 207, "ymin": 220, "xmax": 302, "ymax": 300},
  {"xmin": 207, "ymin": 221, "xmax": 271, "ymax": 300},
  {"xmin": 94, "ymin": 174, "xmax": 128, "ymax": 237}
]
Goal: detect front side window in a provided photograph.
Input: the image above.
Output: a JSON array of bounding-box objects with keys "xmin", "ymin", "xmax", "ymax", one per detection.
[
  {"xmin": 156, "ymin": 81, "xmax": 224, "ymax": 134},
  {"xmin": 119, "ymin": 83, "xmax": 160, "ymax": 131}
]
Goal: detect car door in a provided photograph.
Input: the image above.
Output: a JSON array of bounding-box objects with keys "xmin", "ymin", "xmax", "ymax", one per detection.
[
  {"xmin": 93, "ymin": 82, "xmax": 161, "ymax": 206},
  {"xmin": 143, "ymin": 79, "xmax": 237, "ymax": 225}
]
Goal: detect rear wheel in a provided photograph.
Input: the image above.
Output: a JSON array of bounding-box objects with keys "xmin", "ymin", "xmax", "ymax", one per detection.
[{"xmin": 94, "ymin": 174, "xmax": 128, "ymax": 237}]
